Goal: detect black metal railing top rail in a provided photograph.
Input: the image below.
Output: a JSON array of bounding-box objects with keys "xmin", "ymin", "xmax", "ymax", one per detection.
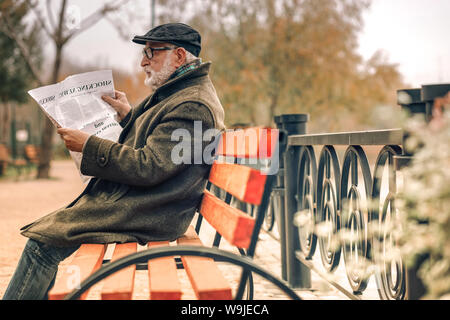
[{"xmin": 287, "ymin": 128, "xmax": 402, "ymax": 146}]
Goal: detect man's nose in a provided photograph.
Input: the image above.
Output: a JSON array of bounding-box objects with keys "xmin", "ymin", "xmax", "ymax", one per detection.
[{"xmin": 141, "ymin": 55, "xmax": 150, "ymax": 67}]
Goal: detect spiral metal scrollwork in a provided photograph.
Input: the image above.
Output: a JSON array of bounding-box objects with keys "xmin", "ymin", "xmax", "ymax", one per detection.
[
  {"xmin": 296, "ymin": 146, "xmax": 317, "ymax": 259},
  {"xmin": 316, "ymin": 146, "xmax": 341, "ymax": 272},
  {"xmin": 288, "ymin": 140, "xmax": 407, "ymax": 298},
  {"xmin": 371, "ymin": 145, "xmax": 406, "ymax": 300},
  {"xmin": 340, "ymin": 146, "xmax": 372, "ymax": 294}
]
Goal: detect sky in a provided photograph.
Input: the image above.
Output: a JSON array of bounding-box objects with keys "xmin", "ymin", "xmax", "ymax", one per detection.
[
  {"xmin": 357, "ymin": 0, "xmax": 450, "ymax": 87},
  {"xmin": 48, "ymin": 0, "xmax": 450, "ymax": 88}
]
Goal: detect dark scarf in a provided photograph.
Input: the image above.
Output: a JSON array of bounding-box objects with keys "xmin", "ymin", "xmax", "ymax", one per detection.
[{"xmin": 169, "ymin": 58, "xmax": 202, "ymax": 80}]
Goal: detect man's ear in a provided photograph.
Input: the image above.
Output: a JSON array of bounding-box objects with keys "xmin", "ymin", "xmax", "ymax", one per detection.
[{"xmin": 174, "ymin": 47, "xmax": 187, "ymax": 68}]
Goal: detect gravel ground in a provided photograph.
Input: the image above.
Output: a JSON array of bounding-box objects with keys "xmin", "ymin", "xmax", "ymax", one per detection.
[{"xmin": 0, "ymin": 161, "xmax": 85, "ymax": 299}]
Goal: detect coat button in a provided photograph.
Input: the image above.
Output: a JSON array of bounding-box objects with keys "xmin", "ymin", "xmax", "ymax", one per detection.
[{"xmin": 99, "ymin": 156, "xmax": 106, "ymax": 163}]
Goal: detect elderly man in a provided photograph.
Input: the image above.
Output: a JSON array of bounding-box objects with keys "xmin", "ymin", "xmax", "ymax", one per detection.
[{"xmin": 3, "ymin": 23, "xmax": 225, "ymax": 300}]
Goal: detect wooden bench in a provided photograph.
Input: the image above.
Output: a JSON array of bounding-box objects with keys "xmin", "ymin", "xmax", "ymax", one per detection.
[
  {"xmin": 0, "ymin": 144, "xmax": 28, "ymax": 177},
  {"xmin": 23, "ymin": 144, "xmax": 39, "ymax": 166},
  {"xmin": 49, "ymin": 127, "xmax": 300, "ymax": 300},
  {"xmin": 0, "ymin": 144, "xmax": 9, "ymax": 176}
]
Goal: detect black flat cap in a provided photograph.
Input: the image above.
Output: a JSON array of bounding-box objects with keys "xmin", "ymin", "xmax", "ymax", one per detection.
[{"xmin": 132, "ymin": 22, "xmax": 201, "ymax": 57}]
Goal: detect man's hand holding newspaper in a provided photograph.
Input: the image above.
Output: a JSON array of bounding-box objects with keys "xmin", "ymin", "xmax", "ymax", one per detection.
[
  {"xmin": 57, "ymin": 90, "xmax": 132, "ymax": 152},
  {"xmin": 28, "ymin": 70, "xmax": 128, "ymax": 183},
  {"xmin": 102, "ymin": 90, "xmax": 132, "ymax": 121},
  {"xmin": 56, "ymin": 128, "xmax": 90, "ymax": 153}
]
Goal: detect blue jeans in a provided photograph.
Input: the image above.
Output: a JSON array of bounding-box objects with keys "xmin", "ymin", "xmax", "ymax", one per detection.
[{"xmin": 2, "ymin": 239, "xmax": 79, "ymax": 300}]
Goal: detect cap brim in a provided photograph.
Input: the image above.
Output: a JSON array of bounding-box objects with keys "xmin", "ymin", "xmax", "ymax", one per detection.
[
  {"xmin": 132, "ymin": 36, "xmax": 151, "ymax": 45},
  {"xmin": 132, "ymin": 36, "xmax": 181, "ymax": 45},
  {"xmin": 131, "ymin": 35, "xmax": 201, "ymax": 57}
]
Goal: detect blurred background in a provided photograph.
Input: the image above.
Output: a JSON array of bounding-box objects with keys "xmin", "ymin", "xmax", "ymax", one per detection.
[{"xmin": 0, "ymin": 0, "xmax": 449, "ymax": 179}]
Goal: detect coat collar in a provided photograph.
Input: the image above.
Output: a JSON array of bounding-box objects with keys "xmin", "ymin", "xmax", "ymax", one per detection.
[
  {"xmin": 119, "ymin": 62, "xmax": 212, "ymax": 142},
  {"xmin": 143, "ymin": 62, "xmax": 211, "ymax": 111}
]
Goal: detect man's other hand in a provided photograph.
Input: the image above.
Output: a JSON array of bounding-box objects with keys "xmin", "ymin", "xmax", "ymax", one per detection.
[
  {"xmin": 102, "ymin": 90, "xmax": 132, "ymax": 121},
  {"xmin": 57, "ymin": 128, "xmax": 91, "ymax": 152}
]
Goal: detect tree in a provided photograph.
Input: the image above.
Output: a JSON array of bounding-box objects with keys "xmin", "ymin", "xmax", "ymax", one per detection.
[
  {"xmin": 0, "ymin": 2, "xmax": 40, "ymax": 104},
  {"xmin": 0, "ymin": 0, "xmax": 41, "ymax": 144},
  {"xmin": 156, "ymin": 0, "xmax": 404, "ymax": 131},
  {"xmin": 0, "ymin": 0, "xmax": 132, "ymax": 178}
]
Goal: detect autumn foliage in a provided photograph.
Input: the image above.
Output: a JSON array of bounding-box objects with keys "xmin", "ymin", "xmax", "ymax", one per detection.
[{"xmin": 157, "ymin": 0, "xmax": 405, "ymax": 131}]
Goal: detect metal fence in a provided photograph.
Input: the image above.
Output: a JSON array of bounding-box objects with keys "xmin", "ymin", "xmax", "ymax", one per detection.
[
  {"xmin": 281, "ymin": 124, "xmax": 405, "ymax": 300},
  {"xmin": 265, "ymin": 83, "xmax": 450, "ymax": 300}
]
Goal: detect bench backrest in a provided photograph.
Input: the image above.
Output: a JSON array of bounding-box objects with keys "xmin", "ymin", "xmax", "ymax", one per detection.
[
  {"xmin": 49, "ymin": 127, "xmax": 283, "ymax": 300},
  {"xmin": 197, "ymin": 127, "xmax": 280, "ymax": 258},
  {"xmin": 24, "ymin": 145, "xmax": 39, "ymax": 162},
  {"xmin": 0, "ymin": 144, "xmax": 10, "ymax": 161}
]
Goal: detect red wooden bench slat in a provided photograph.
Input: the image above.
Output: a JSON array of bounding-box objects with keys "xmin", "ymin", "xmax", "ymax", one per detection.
[
  {"xmin": 147, "ymin": 241, "xmax": 182, "ymax": 300},
  {"xmin": 208, "ymin": 162, "xmax": 267, "ymax": 205},
  {"xmin": 48, "ymin": 244, "xmax": 107, "ymax": 300},
  {"xmin": 216, "ymin": 127, "xmax": 278, "ymax": 158},
  {"xmin": 101, "ymin": 243, "xmax": 137, "ymax": 300},
  {"xmin": 199, "ymin": 190, "xmax": 255, "ymax": 249},
  {"xmin": 177, "ymin": 226, "xmax": 232, "ymax": 300}
]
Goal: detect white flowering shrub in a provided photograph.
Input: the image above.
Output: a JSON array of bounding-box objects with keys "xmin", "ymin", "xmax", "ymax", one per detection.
[
  {"xmin": 396, "ymin": 111, "xmax": 450, "ymax": 299},
  {"xmin": 292, "ymin": 100, "xmax": 449, "ymax": 299}
]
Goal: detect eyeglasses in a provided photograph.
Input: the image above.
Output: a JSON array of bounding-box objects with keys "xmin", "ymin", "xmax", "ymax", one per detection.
[{"xmin": 142, "ymin": 46, "xmax": 176, "ymax": 60}]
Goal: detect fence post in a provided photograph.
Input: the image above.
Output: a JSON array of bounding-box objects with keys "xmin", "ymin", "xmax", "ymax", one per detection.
[
  {"xmin": 273, "ymin": 116, "xmax": 287, "ymax": 281},
  {"xmin": 276, "ymin": 114, "xmax": 311, "ymax": 288}
]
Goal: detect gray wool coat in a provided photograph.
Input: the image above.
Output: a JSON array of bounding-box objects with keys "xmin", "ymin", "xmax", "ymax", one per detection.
[{"xmin": 20, "ymin": 62, "xmax": 226, "ymax": 247}]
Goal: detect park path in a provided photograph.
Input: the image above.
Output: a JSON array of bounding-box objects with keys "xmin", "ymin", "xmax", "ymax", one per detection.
[
  {"xmin": 0, "ymin": 161, "xmax": 85, "ymax": 298},
  {"xmin": 0, "ymin": 160, "xmax": 365, "ymax": 300}
]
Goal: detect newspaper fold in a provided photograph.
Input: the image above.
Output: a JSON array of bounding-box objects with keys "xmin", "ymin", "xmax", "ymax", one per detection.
[{"xmin": 28, "ymin": 70, "xmax": 123, "ymax": 183}]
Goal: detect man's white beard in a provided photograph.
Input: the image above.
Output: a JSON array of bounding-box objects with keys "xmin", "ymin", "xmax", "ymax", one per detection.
[{"xmin": 144, "ymin": 53, "xmax": 176, "ymax": 92}]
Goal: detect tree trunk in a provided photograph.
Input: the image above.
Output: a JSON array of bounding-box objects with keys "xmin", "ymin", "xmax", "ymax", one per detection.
[
  {"xmin": 36, "ymin": 44, "xmax": 63, "ymax": 179},
  {"xmin": 36, "ymin": 0, "xmax": 67, "ymax": 179},
  {"xmin": 0, "ymin": 104, "xmax": 10, "ymax": 143},
  {"xmin": 36, "ymin": 116, "xmax": 55, "ymax": 178},
  {"xmin": 36, "ymin": 44, "xmax": 64, "ymax": 179}
]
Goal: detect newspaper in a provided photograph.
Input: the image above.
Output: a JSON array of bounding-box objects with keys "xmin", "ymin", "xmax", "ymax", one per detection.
[{"xmin": 28, "ymin": 70, "xmax": 123, "ymax": 183}]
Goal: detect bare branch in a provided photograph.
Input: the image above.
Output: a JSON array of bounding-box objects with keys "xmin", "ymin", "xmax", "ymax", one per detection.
[
  {"xmin": 25, "ymin": 0, "xmax": 55, "ymax": 40},
  {"xmin": 46, "ymin": 0, "xmax": 57, "ymax": 30},
  {"xmin": 55, "ymin": 0, "xmax": 67, "ymax": 45},
  {"xmin": 104, "ymin": 15, "xmax": 130, "ymax": 41},
  {"xmin": 63, "ymin": 0, "xmax": 131, "ymax": 44},
  {"xmin": 0, "ymin": 14, "xmax": 45, "ymax": 86}
]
